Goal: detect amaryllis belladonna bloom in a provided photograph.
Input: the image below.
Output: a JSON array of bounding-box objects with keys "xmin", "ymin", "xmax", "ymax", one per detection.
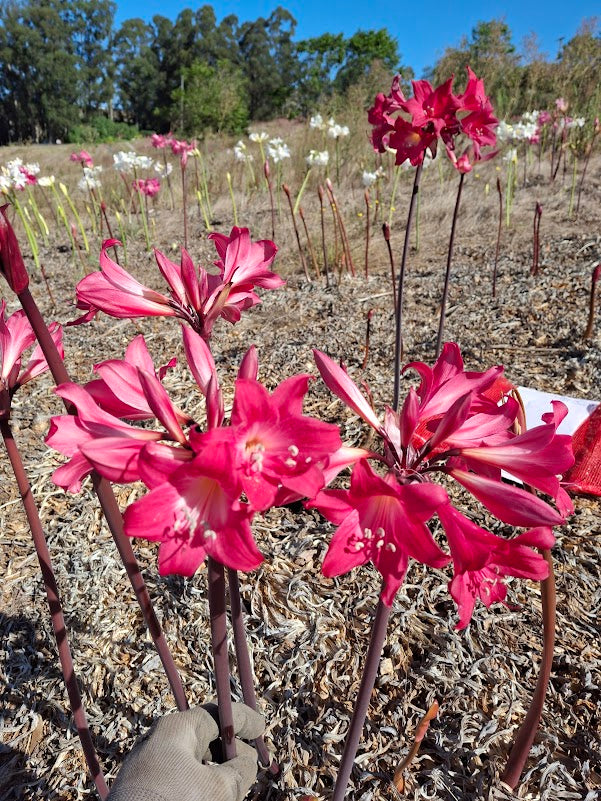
[
  {"xmin": 368, "ymin": 67, "xmax": 498, "ymax": 171},
  {"xmin": 1, "ymin": 301, "xmax": 63, "ymax": 418},
  {"xmin": 70, "ymin": 226, "xmax": 282, "ymax": 339},
  {"xmin": 133, "ymin": 177, "xmax": 161, "ymax": 197},
  {"xmin": 312, "ymin": 343, "xmax": 573, "ymax": 624},
  {"xmin": 70, "ymin": 150, "xmax": 93, "ymax": 167}
]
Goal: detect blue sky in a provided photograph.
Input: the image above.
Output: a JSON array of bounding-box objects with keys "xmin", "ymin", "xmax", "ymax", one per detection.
[{"xmin": 114, "ymin": 1, "xmax": 599, "ymax": 78}]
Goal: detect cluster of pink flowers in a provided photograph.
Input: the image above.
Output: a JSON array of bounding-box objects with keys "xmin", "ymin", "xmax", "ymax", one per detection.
[
  {"xmin": 69, "ymin": 226, "xmax": 283, "ymax": 339},
  {"xmin": 310, "ymin": 345, "xmax": 573, "ymax": 627},
  {"xmin": 46, "ymin": 333, "xmax": 356, "ymax": 576},
  {"xmin": 133, "ymin": 177, "xmax": 161, "ymax": 197},
  {"xmin": 151, "ymin": 133, "xmax": 196, "ymax": 166},
  {"xmin": 70, "ymin": 150, "xmax": 94, "ymax": 168},
  {"xmin": 368, "ymin": 67, "xmax": 498, "ymax": 173}
]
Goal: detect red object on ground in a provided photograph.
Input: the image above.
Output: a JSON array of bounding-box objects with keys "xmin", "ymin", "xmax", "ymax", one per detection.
[{"xmin": 563, "ymin": 404, "xmax": 601, "ymax": 496}]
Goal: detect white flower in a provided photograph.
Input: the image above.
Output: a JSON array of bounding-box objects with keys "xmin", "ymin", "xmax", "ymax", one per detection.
[
  {"xmin": 309, "ymin": 114, "xmax": 325, "ymax": 130},
  {"xmin": 234, "ymin": 140, "xmax": 254, "ymax": 163},
  {"xmin": 154, "ymin": 161, "xmax": 173, "ymax": 177},
  {"xmin": 113, "ymin": 151, "xmax": 153, "ymax": 173},
  {"xmin": 496, "ymin": 121, "xmax": 515, "ymax": 143},
  {"xmin": 23, "ymin": 162, "xmax": 40, "ymax": 175},
  {"xmin": 38, "ymin": 175, "xmax": 56, "ymax": 187},
  {"xmin": 267, "ymin": 139, "xmax": 290, "ymax": 162},
  {"xmin": 249, "ymin": 131, "xmax": 269, "ymax": 143},
  {"xmin": 306, "ymin": 149, "xmax": 329, "ymax": 167},
  {"xmin": 362, "ymin": 166, "xmax": 385, "ymax": 186},
  {"xmin": 567, "ymin": 117, "xmax": 586, "ymax": 129},
  {"xmin": 503, "ymin": 147, "xmax": 518, "ymax": 164},
  {"xmin": 79, "ymin": 165, "xmax": 103, "ymax": 190},
  {"xmin": 521, "ymin": 110, "xmax": 540, "ymax": 125},
  {"xmin": 0, "ymin": 174, "xmax": 11, "ymax": 192},
  {"xmin": 327, "ymin": 119, "xmax": 350, "ymax": 139}
]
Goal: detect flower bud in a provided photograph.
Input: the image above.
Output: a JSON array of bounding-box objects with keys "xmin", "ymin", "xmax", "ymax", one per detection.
[{"xmin": 0, "ymin": 205, "xmax": 29, "ymax": 293}]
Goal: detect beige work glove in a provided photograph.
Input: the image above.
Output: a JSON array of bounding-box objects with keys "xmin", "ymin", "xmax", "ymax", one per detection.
[{"xmin": 107, "ymin": 703, "xmax": 265, "ymax": 801}]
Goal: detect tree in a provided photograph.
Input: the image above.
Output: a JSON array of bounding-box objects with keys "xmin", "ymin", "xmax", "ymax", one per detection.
[
  {"xmin": 112, "ymin": 17, "xmax": 161, "ymax": 129},
  {"xmin": 0, "ymin": 0, "xmax": 80, "ymax": 142},
  {"xmin": 171, "ymin": 59, "xmax": 248, "ymax": 136},
  {"xmin": 334, "ymin": 29, "xmax": 400, "ymax": 92},
  {"xmin": 556, "ymin": 18, "xmax": 601, "ymax": 116}
]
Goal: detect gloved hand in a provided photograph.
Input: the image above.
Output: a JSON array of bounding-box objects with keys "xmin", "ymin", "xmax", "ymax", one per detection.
[{"xmin": 107, "ymin": 703, "xmax": 265, "ymax": 801}]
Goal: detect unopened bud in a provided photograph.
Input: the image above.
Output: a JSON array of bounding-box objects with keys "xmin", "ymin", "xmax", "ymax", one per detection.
[
  {"xmin": 593, "ymin": 262, "xmax": 601, "ymax": 284},
  {"xmin": 0, "ymin": 204, "xmax": 30, "ymax": 293},
  {"xmin": 264, "ymin": 159, "xmax": 271, "ymax": 179},
  {"xmin": 382, "ymin": 222, "xmax": 391, "ymax": 241}
]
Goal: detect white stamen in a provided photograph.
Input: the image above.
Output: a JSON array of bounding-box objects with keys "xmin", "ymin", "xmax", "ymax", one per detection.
[
  {"xmin": 285, "ymin": 457, "xmax": 297, "ymax": 468},
  {"xmin": 363, "ymin": 527, "xmax": 372, "ymax": 539},
  {"xmin": 288, "ymin": 444, "xmax": 299, "ymax": 457},
  {"xmin": 376, "ymin": 527, "xmax": 385, "ymax": 537},
  {"xmin": 385, "ymin": 543, "xmax": 396, "ymax": 552},
  {"xmin": 355, "ymin": 541, "xmax": 365, "ymax": 550},
  {"xmin": 305, "ymin": 456, "xmax": 312, "ymax": 464},
  {"xmin": 376, "ymin": 539, "xmax": 384, "ymax": 549},
  {"xmin": 203, "ymin": 529, "xmax": 217, "ymax": 540}
]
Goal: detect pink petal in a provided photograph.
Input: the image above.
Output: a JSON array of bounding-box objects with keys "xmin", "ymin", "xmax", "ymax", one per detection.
[{"xmin": 313, "ymin": 349, "xmax": 382, "ymax": 432}]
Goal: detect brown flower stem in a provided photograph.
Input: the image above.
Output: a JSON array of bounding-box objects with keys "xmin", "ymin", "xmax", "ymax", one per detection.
[
  {"xmin": 364, "ymin": 190, "xmax": 370, "ymax": 278},
  {"xmin": 392, "ymin": 163, "xmax": 423, "ymax": 411},
  {"xmin": 435, "ymin": 171, "xmax": 465, "ymax": 358},
  {"xmin": 208, "ymin": 558, "xmax": 237, "ymax": 761},
  {"xmin": 584, "ymin": 263, "xmax": 601, "ymax": 339},
  {"xmin": 326, "ymin": 180, "xmax": 355, "ymax": 277},
  {"xmin": 332, "ymin": 598, "xmax": 392, "ymax": 801},
  {"xmin": 1, "ymin": 417, "xmax": 109, "ymax": 800},
  {"xmin": 299, "ymin": 206, "xmax": 320, "ymax": 279},
  {"xmin": 576, "ymin": 130, "xmax": 598, "ymax": 215},
  {"xmin": 163, "ymin": 150, "xmax": 175, "ymax": 210},
  {"xmin": 180, "ymin": 161, "xmax": 188, "ymax": 250},
  {"xmin": 100, "ymin": 203, "xmax": 119, "ymax": 264},
  {"xmin": 283, "ymin": 184, "xmax": 310, "ymax": 281},
  {"xmin": 382, "ymin": 223, "xmax": 396, "ymax": 310},
  {"xmin": 318, "ymin": 186, "xmax": 330, "ymax": 286},
  {"xmin": 227, "ymin": 569, "xmax": 279, "ymax": 774},
  {"xmin": 361, "ymin": 308, "xmax": 375, "ymax": 370},
  {"xmin": 502, "ymin": 548, "xmax": 556, "ymax": 789},
  {"xmin": 492, "ymin": 177, "xmax": 503, "ymax": 298},
  {"xmin": 40, "ymin": 262, "xmax": 56, "ymax": 306},
  {"xmin": 531, "ymin": 203, "xmax": 542, "ymax": 277},
  {"xmin": 16, "ymin": 287, "xmax": 189, "ymax": 712}
]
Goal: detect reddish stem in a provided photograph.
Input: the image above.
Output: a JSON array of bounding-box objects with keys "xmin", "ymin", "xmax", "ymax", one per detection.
[
  {"xmin": 283, "ymin": 184, "xmax": 310, "ymax": 281},
  {"xmin": 331, "ymin": 598, "xmax": 392, "ymax": 801},
  {"xmin": 208, "ymin": 558, "xmax": 236, "ymax": 761},
  {"xmin": 435, "ymin": 171, "xmax": 465, "ymax": 358},
  {"xmin": 502, "ymin": 549, "xmax": 556, "ymax": 788},
  {"xmin": 299, "ymin": 206, "xmax": 320, "ymax": 279},
  {"xmin": 227, "ymin": 569, "xmax": 279, "ymax": 774},
  {"xmin": 364, "ymin": 189, "xmax": 370, "ymax": 279},
  {"xmin": 318, "ymin": 186, "xmax": 330, "ymax": 286},
  {"xmin": 1, "ymin": 417, "xmax": 109, "ymax": 800},
  {"xmin": 181, "ymin": 161, "xmax": 188, "ymax": 250},
  {"xmin": 492, "ymin": 177, "xmax": 502, "ymax": 298},
  {"xmin": 392, "ymin": 163, "xmax": 422, "ymax": 410},
  {"xmin": 382, "ymin": 222, "xmax": 396, "ymax": 310}
]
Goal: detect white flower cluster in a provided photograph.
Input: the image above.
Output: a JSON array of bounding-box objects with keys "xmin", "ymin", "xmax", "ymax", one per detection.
[
  {"xmin": 503, "ymin": 147, "xmax": 518, "ymax": 164},
  {"xmin": 79, "ymin": 164, "xmax": 103, "ymax": 191},
  {"xmin": 497, "ymin": 115, "xmax": 539, "ymax": 144},
  {"xmin": 306, "ymin": 149, "xmax": 329, "ymax": 167},
  {"xmin": 267, "ymin": 137, "xmax": 290, "ymax": 163},
  {"xmin": 309, "ymin": 114, "xmax": 325, "ymax": 131},
  {"xmin": 566, "ymin": 117, "xmax": 586, "ymax": 129},
  {"xmin": 249, "ymin": 131, "xmax": 269, "ymax": 143},
  {"xmin": 234, "ymin": 140, "xmax": 254, "ymax": 163},
  {"xmin": 38, "ymin": 175, "xmax": 56, "ymax": 187},
  {"xmin": 327, "ymin": 117, "xmax": 350, "ymax": 139},
  {"xmin": 361, "ymin": 166, "xmax": 385, "ymax": 187},
  {"xmin": 0, "ymin": 158, "xmax": 41, "ymax": 191},
  {"xmin": 113, "ymin": 151, "xmax": 154, "ymax": 173}
]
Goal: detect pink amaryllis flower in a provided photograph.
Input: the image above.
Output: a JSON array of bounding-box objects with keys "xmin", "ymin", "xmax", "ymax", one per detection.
[
  {"xmin": 0, "ymin": 302, "xmax": 63, "ymax": 417},
  {"xmin": 0, "ymin": 204, "xmax": 30, "ymax": 293},
  {"xmin": 70, "ymin": 226, "xmax": 282, "ymax": 339},
  {"xmin": 133, "ymin": 177, "xmax": 161, "ymax": 197},
  {"xmin": 313, "ymin": 343, "xmax": 573, "ymax": 620},
  {"xmin": 124, "ymin": 444, "xmax": 262, "ymax": 576},
  {"xmin": 193, "ymin": 374, "xmax": 343, "ymax": 511},
  {"xmin": 439, "ymin": 504, "xmax": 555, "ymax": 629},
  {"xmin": 309, "ymin": 459, "xmax": 449, "ymax": 606},
  {"xmin": 150, "ymin": 133, "xmax": 173, "ymax": 149}
]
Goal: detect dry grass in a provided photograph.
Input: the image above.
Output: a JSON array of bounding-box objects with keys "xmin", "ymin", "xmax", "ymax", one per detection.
[{"xmin": 1, "ymin": 128, "xmax": 600, "ymax": 800}]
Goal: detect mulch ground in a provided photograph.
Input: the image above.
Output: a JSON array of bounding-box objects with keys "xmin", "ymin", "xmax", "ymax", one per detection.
[{"xmin": 1, "ymin": 143, "xmax": 600, "ymax": 801}]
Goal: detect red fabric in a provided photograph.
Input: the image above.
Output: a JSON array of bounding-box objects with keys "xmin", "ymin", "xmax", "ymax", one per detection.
[{"xmin": 563, "ymin": 404, "xmax": 601, "ymax": 497}]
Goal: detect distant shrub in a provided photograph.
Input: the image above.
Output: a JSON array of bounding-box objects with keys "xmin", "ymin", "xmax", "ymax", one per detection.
[{"xmin": 67, "ymin": 116, "xmax": 140, "ymax": 144}]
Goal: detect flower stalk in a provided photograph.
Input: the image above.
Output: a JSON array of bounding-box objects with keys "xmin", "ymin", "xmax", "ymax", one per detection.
[{"xmin": 435, "ymin": 171, "xmax": 465, "ymax": 357}]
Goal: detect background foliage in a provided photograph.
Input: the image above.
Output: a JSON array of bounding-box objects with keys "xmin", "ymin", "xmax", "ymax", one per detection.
[{"xmin": 0, "ymin": 1, "xmax": 598, "ymax": 144}]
